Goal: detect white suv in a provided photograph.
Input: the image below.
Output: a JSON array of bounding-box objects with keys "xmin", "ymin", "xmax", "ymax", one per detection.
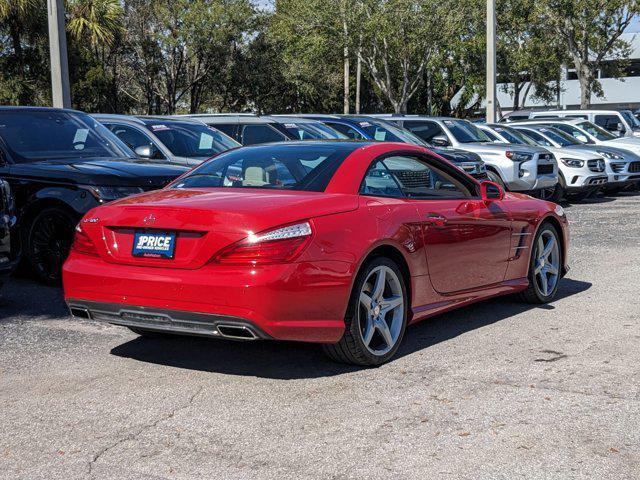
[
  {"xmin": 514, "ymin": 119, "xmax": 640, "ymax": 192},
  {"xmin": 379, "ymin": 116, "xmax": 558, "ymax": 194},
  {"xmin": 508, "ymin": 124, "xmax": 608, "ymax": 200}
]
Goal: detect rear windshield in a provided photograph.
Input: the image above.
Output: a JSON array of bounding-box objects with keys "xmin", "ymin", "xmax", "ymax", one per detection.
[
  {"xmin": 171, "ymin": 144, "xmax": 357, "ymax": 192},
  {"xmin": 0, "ymin": 110, "xmax": 134, "ymax": 162},
  {"xmin": 145, "ymin": 122, "xmax": 239, "ymax": 158}
]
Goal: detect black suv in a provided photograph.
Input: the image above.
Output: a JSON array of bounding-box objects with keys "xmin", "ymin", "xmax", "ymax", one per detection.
[
  {"xmin": 0, "ymin": 178, "xmax": 19, "ymax": 291},
  {"xmin": 0, "ymin": 107, "xmax": 189, "ymax": 284}
]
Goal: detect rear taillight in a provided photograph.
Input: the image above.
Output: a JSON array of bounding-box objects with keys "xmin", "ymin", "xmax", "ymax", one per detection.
[
  {"xmin": 213, "ymin": 221, "xmax": 313, "ymax": 265},
  {"xmin": 71, "ymin": 224, "xmax": 98, "ymax": 256}
]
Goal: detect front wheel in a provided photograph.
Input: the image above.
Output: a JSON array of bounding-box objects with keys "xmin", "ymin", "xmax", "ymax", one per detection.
[
  {"xmin": 518, "ymin": 223, "xmax": 562, "ymax": 304},
  {"xmin": 323, "ymin": 257, "xmax": 408, "ymax": 366},
  {"xmin": 26, "ymin": 206, "xmax": 77, "ymax": 285}
]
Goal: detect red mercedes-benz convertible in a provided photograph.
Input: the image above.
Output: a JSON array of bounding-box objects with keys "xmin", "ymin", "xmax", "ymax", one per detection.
[{"xmin": 63, "ymin": 141, "xmax": 569, "ymax": 365}]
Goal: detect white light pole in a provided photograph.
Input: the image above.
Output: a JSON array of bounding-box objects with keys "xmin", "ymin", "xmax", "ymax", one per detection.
[
  {"xmin": 486, "ymin": 0, "xmax": 497, "ymax": 122},
  {"xmin": 47, "ymin": 0, "xmax": 71, "ymax": 108}
]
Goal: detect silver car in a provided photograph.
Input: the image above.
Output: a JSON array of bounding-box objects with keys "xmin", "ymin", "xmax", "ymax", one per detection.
[
  {"xmin": 93, "ymin": 114, "xmax": 240, "ymax": 167},
  {"xmin": 379, "ymin": 115, "xmax": 557, "ymax": 194}
]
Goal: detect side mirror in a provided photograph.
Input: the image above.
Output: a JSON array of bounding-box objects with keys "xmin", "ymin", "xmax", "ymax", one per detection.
[
  {"xmin": 432, "ymin": 135, "xmax": 450, "ymax": 147},
  {"xmin": 134, "ymin": 145, "xmax": 154, "ymax": 158},
  {"xmin": 575, "ymin": 134, "xmax": 589, "ymax": 143},
  {"xmin": 480, "ymin": 180, "xmax": 504, "ymax": 201}
]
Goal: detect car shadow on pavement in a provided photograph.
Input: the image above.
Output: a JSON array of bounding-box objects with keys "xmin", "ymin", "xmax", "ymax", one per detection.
[
  {"xmin": 0, "ymin": 277, "xmax": 69, "ymax": 321},
  {"xmin": 110, "ymin": 277, "xmax": 592, "ymax": 379}
]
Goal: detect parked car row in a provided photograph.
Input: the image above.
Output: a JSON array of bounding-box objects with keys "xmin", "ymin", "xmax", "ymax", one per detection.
[
  {"xmin": 7, "ymin": 104, "xmax": 640, "ymax": 364},
  {"xmin": 0, "ymin": 106, "xmax": 637, "ymax": 300}
]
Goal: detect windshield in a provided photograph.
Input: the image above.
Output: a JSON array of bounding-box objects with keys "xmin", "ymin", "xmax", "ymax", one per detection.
[
  {"xmin": 356, "ymin": 119, "xmax": 428, "ymax": 146},
  {"xmin": 171, "ymin": 144, "xmax": 356, "ymax": 192},
  {"xmin": 539, "ymin": 127, "xmax": 581, "ymax": 146},
  {"xmin": 308, "ymin": 122, "xmax": 348, "ymax": 139},
  {"xmin": 621, "ymin": 110, "xmax": 640, "ymax": 130},
  {"xmin": 444, "ymin": 119, "xmax": 492, "ymax": 143},
  {"xmin": 145, "ymin": 122, "xmax": 239, "ymax": 158},
  {"xmin": 577, "ymin": 121, "xmax": 616, "ymax": 141},
  {"xmin": 275, "ymin": 121, "xmax": 345, "ymax": 140},
  {"xmin": 548, "ymin": 123, "xmax": 594, "ymax": 144},
  {"xmin": 0, "ymin": 110, "xmax": 135, "ymax": 163}
]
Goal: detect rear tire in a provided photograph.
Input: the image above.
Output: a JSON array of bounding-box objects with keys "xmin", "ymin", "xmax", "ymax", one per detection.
[
  {"xmin": 518, "ymin": 223, "xmax": 562, "ymax": 304},
  {"xmin": 322, "ymin": 257, "xmax": 408, "ymax": 366}
]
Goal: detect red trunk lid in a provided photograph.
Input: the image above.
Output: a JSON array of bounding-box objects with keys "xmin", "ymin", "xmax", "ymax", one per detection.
[{"xmin": 83, "ymin": 188, "xmax": 358, "ymax": 269}]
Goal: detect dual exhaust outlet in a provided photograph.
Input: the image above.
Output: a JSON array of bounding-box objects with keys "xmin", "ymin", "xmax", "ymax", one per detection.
[{"xmin": 69, "ymin": 306, "xmax": 259, "ymax": 341}]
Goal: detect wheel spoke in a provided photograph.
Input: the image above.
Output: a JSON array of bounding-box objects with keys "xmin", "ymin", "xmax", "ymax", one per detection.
[
  {"xmin": 546, "ymin": 263, "xmax": 558, "ymax": 275},
  {"xmin": 359, "ymin": 291, "xmax": 373, "ymax": 312},
  {"xmin": 381, "ymin": 295, "xmax": 403, "ymax": 315},
  {"xmin": 534, "ymin": 262, "xmax": 543, "ymax": 275},
  {"xmin": 375, "ymin": 318, "xmax": 393, "ymax": 348},
  {"xmin": 538, "ymin": 271, "xmax": 548, "ymax": 296},
  {"xmin": 542, "ymin": 237, "xmax": 555, "ymax": 259},
  {"xmin": 362, "ymin": 317, "xmax": 375, "ymax": 346},
  {"xmin": 371, "ymin": 268, "xmax": 386, "ymax": 301},
  {"xmin": 537, "ymin": 236, "xmax": 545, "ymax": 258}
]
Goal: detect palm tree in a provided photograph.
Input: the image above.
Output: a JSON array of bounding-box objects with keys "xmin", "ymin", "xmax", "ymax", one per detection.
[{"xmin": 67, "ymin": 0, "xmax": 123, "ymax": 48}]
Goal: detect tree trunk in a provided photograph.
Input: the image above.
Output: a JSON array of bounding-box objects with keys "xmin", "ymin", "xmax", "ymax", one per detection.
[{"xmin": 578, "ymin": 63, "xmax": 593, "ymax": 109}]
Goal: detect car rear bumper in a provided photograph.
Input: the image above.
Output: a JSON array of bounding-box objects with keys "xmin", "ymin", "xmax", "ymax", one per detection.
[{"xmin": 63, "ymin": 254, "xmax": 353, "ymax": 343}]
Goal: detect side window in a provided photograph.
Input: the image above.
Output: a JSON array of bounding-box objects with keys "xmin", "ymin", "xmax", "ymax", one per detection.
[
  {"xmin": 566, "ymin": 115, "xmax": 588, "ymax": 119},
  {"xmin": 326, "ymin": 122, "xmax": 365, "ymax": 139},
  {"xmin": 240, "ymin": 124, "xmax": 287, "ymax": 145},
  {"xmin": 107, "ymin": 123, "xmax": 154, "ymax": 151},
  {"xmin": 383, "ymin": 156, "xmax": 472, "ymax": 199},
  {"xmin": 360, "ymin": 156, "xmax": 473, "ymax": 199},
  {"xmin": 210, "ymin": 123, "xmax": 237, "ymax": 140},
  {"xmin": 403, "ymin": 121, "xmax": 443, "ymax": 143},
  {"xmin": 594, "ymin": 114, "xmax": 625, "ymax": 133},
  {"xmin": 482, "ymin": 129, "xmax": 500, "ymax": 141},
  {"xmin": 360, "ymin": 161, "xmax": 404, "ymax": 197}
]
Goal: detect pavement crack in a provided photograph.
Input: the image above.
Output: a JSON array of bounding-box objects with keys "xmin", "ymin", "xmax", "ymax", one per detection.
[
  {"xmin": 87, "ymin": 386, "xmax": 204, "ymax": 476},
  {"xmin": 534, "ymin": 349, "xmax": 567, "ymax": 362}
]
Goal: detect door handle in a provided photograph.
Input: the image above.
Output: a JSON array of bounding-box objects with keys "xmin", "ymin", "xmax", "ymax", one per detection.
[{"xmin": 424, "ymin": 214, "xmax": 448, "ymax": 227}]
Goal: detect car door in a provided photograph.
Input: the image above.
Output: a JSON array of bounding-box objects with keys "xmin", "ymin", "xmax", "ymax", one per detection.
[{"xmin": 376, "ymin": 154, "xmax": 512, "ymax": 293}]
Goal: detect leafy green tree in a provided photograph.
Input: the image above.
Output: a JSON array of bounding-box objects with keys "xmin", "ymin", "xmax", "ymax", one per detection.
[
  {"xmin": 359, "ymin": 0, "xmax": 458, "ymax": 114},
  {"xmin": 497, "ymin": 0, "xmax": 566, "ymax": 111},
  {"xmin": 539, "ymin": 0, "xmax": 640, "ymax": 108}
]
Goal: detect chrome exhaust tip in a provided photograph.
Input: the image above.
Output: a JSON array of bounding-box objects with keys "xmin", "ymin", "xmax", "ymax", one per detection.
[
  {"xmin": 216, "ymin": 324, "xmax": 258, "ymax": 340},
  {"xmin": 69, "ymin": 306, "xmax": 92, "ymax": 319}
]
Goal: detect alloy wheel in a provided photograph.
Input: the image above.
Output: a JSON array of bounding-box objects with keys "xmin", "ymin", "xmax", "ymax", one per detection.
[
  {"xmin": 533, "ymin": 230, "xmax": 560, "ymax": 297},
  {"xmin": 358, "ymin": 265, "xmax": 405, "ymax": 356},
  {"xmin": 29, "ymin": 208, "xmax": 75, "ymax": 283}
]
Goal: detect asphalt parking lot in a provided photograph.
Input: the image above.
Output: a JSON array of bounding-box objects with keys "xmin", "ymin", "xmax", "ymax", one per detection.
[{"xmin": 1, "ymin": 192, "xmax": 639, "ymax": 480}]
